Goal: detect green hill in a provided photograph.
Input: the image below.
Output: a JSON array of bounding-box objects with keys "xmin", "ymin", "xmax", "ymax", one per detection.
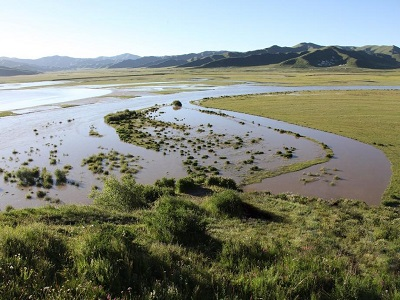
[{"xmin": 280, "ymin": 46, "xmax": 400, "ymax": 69}]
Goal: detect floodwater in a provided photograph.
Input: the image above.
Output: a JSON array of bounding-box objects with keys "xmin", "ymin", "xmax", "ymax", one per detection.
[
  {"xmin": 0, "ymin": 87, "xmax": 112, "ymax": 111},
  {"xmin": 0, "ymin": 82, "xmax": 398, "ymax": 208}
]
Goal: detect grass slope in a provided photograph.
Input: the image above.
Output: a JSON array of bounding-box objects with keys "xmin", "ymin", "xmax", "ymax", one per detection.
[
  {"xmin": 1, "ymin": 180, "xmax": 400, "ymax": 299},
  {"xmin": 200, "ymin": 90, "xmax": 400, "ymax": 204}
]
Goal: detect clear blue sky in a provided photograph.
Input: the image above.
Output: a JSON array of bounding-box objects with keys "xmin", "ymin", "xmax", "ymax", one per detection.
[{"xmin": 1, "ymin": 0, "xmax": 399, "ymax": 59}]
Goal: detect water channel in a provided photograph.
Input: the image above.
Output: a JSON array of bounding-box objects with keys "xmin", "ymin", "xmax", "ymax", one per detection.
[{"xmin": 0, "ymin": 82, "xmax": 398, "ymax": 208}]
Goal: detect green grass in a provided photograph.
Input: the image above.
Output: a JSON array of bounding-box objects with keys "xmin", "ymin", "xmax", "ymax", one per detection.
[
  {"xmin": 200, "ymin": 89, "xmax": 400, "ymax": 203},
  {"xmin": 0, "ymin": 111, "xmax": 16, "ymax": 117},
  {"xmin": 2, "ymin": 66, "xmax": 400, "ymax": 87},
  {"xmin": 1, "ymin": 181, "xmax": 400, "ymax": 299}
]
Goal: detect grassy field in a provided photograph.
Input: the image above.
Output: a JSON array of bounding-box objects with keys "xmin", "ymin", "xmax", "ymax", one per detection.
[
  {"xmin": 1, "ymin": 67, "xmax": 400, "ymax": 87},
  {"xmin": 200, "ymin": 89, "xmax": 400, "ymax": 204},
  {"xmin": 1, "ymin": 177, "xmax": 400, "ymax": 299}
]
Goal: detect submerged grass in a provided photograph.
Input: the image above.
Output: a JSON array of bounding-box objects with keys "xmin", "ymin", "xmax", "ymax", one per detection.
[{"xmin": 200, "ymin": 89, "xmax": 400, "ymax": 203}]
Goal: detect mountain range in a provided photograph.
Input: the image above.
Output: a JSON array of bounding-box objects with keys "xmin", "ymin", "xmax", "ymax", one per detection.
[{"xmin": 1, "ymin": 43, "xmax": 399, "ymax": 76}]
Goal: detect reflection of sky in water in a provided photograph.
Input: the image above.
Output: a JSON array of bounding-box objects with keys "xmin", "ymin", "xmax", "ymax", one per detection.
[
  {"xmin": 0, "ymin": 81, "xmax": 68, "ymax": 90},
  {"xmin": 0, "ymin": 87, "xmax": 111, "ymax": 111}
]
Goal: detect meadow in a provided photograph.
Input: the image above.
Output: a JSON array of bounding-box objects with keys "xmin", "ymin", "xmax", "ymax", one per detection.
[
  {"xmin": 1, "ymin": 176, "xmax": 400, "ymax": 299},
  {"xmin": 2, "ymin": 66, "xmax": 400, "ymax": 87}
]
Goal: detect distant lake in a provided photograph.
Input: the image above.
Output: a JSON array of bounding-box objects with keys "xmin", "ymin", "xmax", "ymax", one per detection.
[{"xmin": 0, "ymin": 85, "xmax": 111, "ymax": 111}]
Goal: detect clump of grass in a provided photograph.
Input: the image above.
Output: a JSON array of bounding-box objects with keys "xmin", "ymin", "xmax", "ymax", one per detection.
[
  {"xmin": 219, "ymin": 239, "xmax": 278, "ymax": 274},
  {"xmin": 36, "ymin": 190, "xmax": 47, "ymax": 198},
  {"xmin": 15, "ymin": 166, "xmax": 53, "ymax": 189},
  {"xmin": 204, "ymin": 190, "xmax": 243, "ymax": 217},
  {"xmin": 90, "ymin": 176, "xmax": 147, "ymax": 211},
  {"xmin": 205, "ymin": 176, "xmax": 238, "ymax": 190},
  {"xmin": 154, "ymin": 177, "xmax": 176, "ymax": 189},
  {"xmin": 55, "ymin": 169, "xmax": 68, "ymax": 185},
  {"xmin": 176, "ymin": 176, "xmax": 197, "ymax": 194},
  {"xmin": 89, "ymin": 125, "xmax": 103, "ymax": 137},
  {"xmin": 172, "ymin": 100, "xmax": 182, "ymax": 107},
  {"xmin": 147, "ymin": 196, "xmax": 206, "ymax": 245}
]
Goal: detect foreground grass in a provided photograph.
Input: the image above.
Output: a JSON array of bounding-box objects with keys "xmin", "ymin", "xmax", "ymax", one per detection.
[
  {"xmin": 1, "ymin": 176, "xmax": 400, "ymax": 299},
  {"xmin": 200, "ymin": 90, "xmax": 400, "ymax": 204}
]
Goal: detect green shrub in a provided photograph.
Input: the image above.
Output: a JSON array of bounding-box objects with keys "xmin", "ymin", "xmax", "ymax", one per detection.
[
  {"xmin": 54, "ymin": 169, "xmax": 68, "ymax": 185},
  {"xmin": 176, "ymin": 177, "xmax": 196, "ymax": 193},
  {"xmin": 172, "ymin": 100, "xmax": 182, "ymax": 107},
  {"xmin": 36, "ymin": 190, "xmax": 47, "ymax": 198},
  {"xmin": 155, "ymin": 177, "xmax": 176, "ymax": 189},
  {"xmin": 205, "ymin": 176, "xmax": 238, "ymax": 190},
  {"xmin": 142, "ymin": 185, "xmax": 175, "ymax": 202},
  {"xmin": 39, "ymin": 167, "xmax": 53, "ymax": 189},
  {"xmin": 15, "ymin": 166, "xmax": 39, "ymax": 186},
  {"xmin": 90, "ymin": 176, "xmax": 146, "ymax": 211},
  {"xmin": 204, "ymin": 190, "xmax": 243, "ymax": 217},
  {"xmin": 147, "ymin": 196, "xmax": 206, "ymax": 245}
]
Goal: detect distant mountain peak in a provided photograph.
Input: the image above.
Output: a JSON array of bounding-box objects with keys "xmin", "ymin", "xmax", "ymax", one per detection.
[
  {"xmin": 293, "ymin": 42, "xmax": 322, "ymax": 49},
  {"xmin": 1, "ymin": 43, "xmax": 399, "ymax": 76}
]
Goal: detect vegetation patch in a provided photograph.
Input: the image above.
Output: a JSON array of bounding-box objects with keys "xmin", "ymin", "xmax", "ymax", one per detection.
[
  {"xmin": 0, "ymin": 111, "xmax": 16, "ymax": 118},
  {"xmin": 89, "ymin": 125, "xmax": 103, "ymax": 137},
  {"xmin": 1, "ymin": 183, "xmax": 400, "ymax": 298},
  {"xmin": 81, "ymin": 150, "xmax": 141, "ymax": 175}
]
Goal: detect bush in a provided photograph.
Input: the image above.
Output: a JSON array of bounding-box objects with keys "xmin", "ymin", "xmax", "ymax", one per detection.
[
  {"xmin": 176, "ymin": 177, "xmax": 197, "ymax": 193},
  {"xmin": 147, "ymin": 196, "xmax": 206, "ymax": 245},
  {"xmin": 36, "ymin": 190, "xmax": 47, "ymax": 198},
  {"xmin": 142, "ymin": 184, "xmax": 175, "ymax": 202},
  {"xmin": 155, "ymin": 177, "xmax": 176, "ymax": 189},
  {"xmin": 90, "ymin": 176, "xmax": 146, "ymax": 211},
  {"xmin": 204, "ymin": 190, "xmax": 243, "ymax": 217},
  {"xmin": 172, "ymin": 100, "xmax": 182, "ymax": 107},
  {"xmin": 54, "ymin": 169, "xmax": 68, "ymax": 185},
  {"xmin": 15, "ymin": 166, "xmax": 39, "ymax": 186},
  {"xmin": 39, "ymin": 168, "xmax": 53, "ymax": 189},
  {"xmin": 205, "ymin": 176, "xmax": 238, "ymax": 190}
]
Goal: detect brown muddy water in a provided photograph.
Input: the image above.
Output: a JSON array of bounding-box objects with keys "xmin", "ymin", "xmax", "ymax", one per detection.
[{"xmin": 0, "ymin": 83, "xmax": 398, "ymax": 208}]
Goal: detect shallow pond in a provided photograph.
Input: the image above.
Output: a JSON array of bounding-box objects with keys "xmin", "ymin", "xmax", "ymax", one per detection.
[{"xmin": 0, "ymin": 82, "xmax": 398, "ymax": 208}]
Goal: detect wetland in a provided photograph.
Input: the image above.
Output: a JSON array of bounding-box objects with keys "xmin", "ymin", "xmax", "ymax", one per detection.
[{"xmin": 1, "ymin": 68, "xmax": 399, "ymax": 208}]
